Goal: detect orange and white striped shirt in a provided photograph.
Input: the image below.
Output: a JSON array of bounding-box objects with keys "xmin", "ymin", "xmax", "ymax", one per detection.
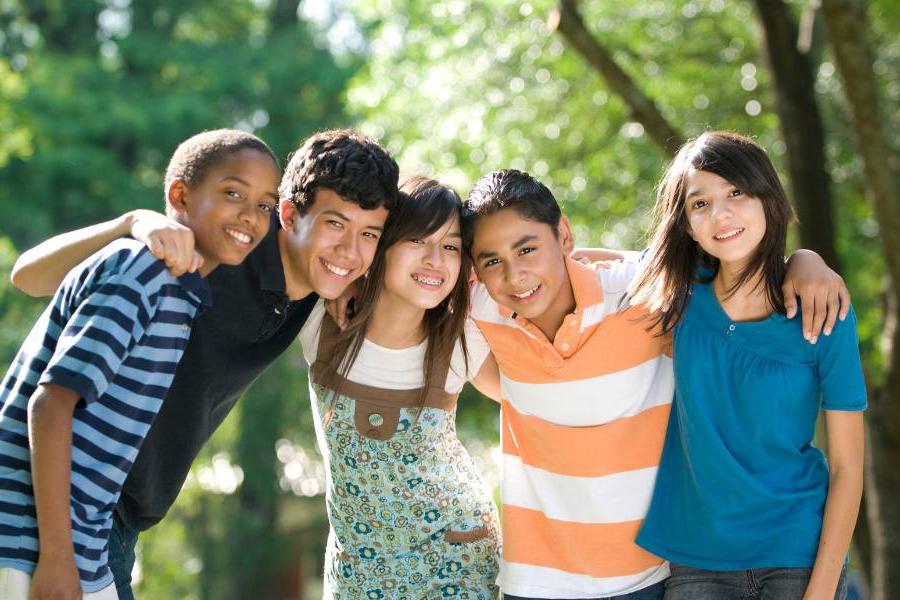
[{"xmin": 469, "ymin": 258, "xmax": 673, "ymax": 598}]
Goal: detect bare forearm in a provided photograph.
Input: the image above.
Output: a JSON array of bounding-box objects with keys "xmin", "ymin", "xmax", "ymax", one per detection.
[
  {"xmin": 28, "ymin": 385, "xmax": 79, "ymax": 562},
  {"xmin": 11, "ymin": 212, "xmax": 139, "ymax": 297},
  {"xmin": 805, "ymin": 467, "xmax": 863, "ymax": 599}
]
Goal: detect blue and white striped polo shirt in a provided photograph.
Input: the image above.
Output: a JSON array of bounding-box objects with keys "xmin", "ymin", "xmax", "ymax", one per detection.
[{"xmin": 0, "ymin": 238, "xmax": 211, "ymax": 592}]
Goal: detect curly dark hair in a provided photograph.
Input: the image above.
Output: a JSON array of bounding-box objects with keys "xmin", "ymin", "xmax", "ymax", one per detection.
[
  {"xmin": 164, "ymin": 129, "xmax": 278, "ymax": 191},
  {"xmin": 278, "ymin": 129, "xmax": 399, "ymax": 214}
]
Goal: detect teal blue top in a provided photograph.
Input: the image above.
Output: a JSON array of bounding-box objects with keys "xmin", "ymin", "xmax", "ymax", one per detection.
[{"xmin": 637, "ymin": 280, "xmax": 866, "ymax": 570}]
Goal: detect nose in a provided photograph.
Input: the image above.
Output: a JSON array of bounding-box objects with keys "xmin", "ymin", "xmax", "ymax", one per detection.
[
  {"xmin": 502, "ymin": 260, "xmax": 525, "ymax": 285},
  {"xmin": 335, "ymin": 227, "xmax": 359, "ymax": 260},
  {"xmin": 710, "ymin": 199, "xmax": 733, "ymax": 223},
  {"xmin": 423, "ymin": 243, "xmax": 443, "ymax": 267}
]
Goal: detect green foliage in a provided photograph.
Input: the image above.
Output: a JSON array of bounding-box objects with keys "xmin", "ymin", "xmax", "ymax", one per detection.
[
  {"xmin": 0, "ymin": 0, "xmax": 359, "ymax": 249},
  {"xmin": 346, "ymin": 0, "xmax": 897, "ymax": 376},
  {"xmin": 0, "ymin": 237, "xmax": 44, "ymax": 365}
]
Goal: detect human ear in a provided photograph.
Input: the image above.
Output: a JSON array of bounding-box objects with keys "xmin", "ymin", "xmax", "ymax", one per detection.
[
  {"xmin": 166, "ymin": 179, "xmax": 189, "ymax": 215},
  {"xmin": 557, "ymin": 216, "xmax": 575, "ymax": 255},
  {"xmin": 279, "ymin": 198, "xmax": 297, "ymax": 230}
]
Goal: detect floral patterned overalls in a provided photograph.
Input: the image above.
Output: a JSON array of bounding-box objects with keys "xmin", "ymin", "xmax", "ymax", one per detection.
[{"xmin": 309, "ymin": 319, "xmax": 500, "ymax": 600}]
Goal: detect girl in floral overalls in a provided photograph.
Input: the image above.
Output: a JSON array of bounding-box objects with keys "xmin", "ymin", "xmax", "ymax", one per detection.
[{"xmin": 300, "ymin": 177, "xmax": 501, "ymax": 599}]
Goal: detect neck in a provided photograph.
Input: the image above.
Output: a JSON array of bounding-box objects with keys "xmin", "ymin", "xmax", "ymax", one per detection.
[
  {"xmin": 277, "ymin": 228, "xmax": 313, "ymax": 301},
  {"xmin": 714, "ymin": 263, "xmax": 772, "ymax": 322},
  {"xmin": 530, "ymin": 278, "xmax": 576, "ymax": 343},
  {"xmin": 196, "ymin": 256, "xmax": 218, "ymax": 278},
  {"xmin": 366, "ymin": 295, "xmax": 427, "ymax": 349}
]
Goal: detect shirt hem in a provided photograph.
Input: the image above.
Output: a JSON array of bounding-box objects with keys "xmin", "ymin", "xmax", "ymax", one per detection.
[
  {"xmin": 636, "ymin": 536, "xmax": 817, "ymax": 570},
  {"xmin": 500, "ymin": 563, "xmax": 669, "ymax": 599},
  {"xmin": 0, "ymin": 559, "xmax": 114, "ymax": 593}
]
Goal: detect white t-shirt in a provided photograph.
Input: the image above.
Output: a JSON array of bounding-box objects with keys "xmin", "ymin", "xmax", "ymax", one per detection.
[{"xmin": 299, "ymin": 300, "xmax": 491, "ymax": 394}]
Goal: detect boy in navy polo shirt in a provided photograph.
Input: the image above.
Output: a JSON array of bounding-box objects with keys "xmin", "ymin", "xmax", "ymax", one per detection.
[{"xmin": 0, "ymin": 129, "xmax": 281, "ymax": 599}]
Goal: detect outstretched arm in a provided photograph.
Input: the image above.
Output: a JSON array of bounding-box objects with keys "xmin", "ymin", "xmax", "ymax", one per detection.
[
  {"xmin": 11, "ymin": 209, "xmax": 201, "ymax": 297},
  {"xmin": 783, "ymin": 250, "xmax": 850, "ymax": 344}
]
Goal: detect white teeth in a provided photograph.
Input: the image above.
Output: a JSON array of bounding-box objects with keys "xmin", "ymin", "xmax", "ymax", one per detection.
[
  {"xmin": 323, "ymin": 261, "xmax": 350, "ymax": 277},
  {"xmin": 412, "ymin": 274, "xmax": 443, "ymax": 286},
  {"xmin": 714, "ymin": 228, "xmax": 744, "ymax": 240},
  {"xmin": 226, "ymin": 228, "xmax": 251, "ymax": 244},
  {"xmin": 513, "ymin": 286, "xmax": 539, "ymax": 299}
]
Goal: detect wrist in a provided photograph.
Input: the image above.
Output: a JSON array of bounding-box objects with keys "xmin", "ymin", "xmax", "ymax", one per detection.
[{"xmin": 118, "ymin": 210, "xmax": 140, "ymax": 239}]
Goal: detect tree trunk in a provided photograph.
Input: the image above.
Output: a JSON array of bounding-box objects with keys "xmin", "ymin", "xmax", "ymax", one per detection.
[
  {"xmin": 549, "ymin": 0, "xmax": 684, "ymax": 156},
  {"xmin": 753, "ymin": 0, "xmax": 841, "ymax": 270},
  {"xmin": 821, "ymin": 0, "xmax": 900, "ymax": 597}
]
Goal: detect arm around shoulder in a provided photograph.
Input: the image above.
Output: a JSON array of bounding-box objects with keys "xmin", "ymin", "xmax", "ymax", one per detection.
[
  {"xmin": 11, "ymin": 208, "xmax": 198, "ymax": 297},
  {"xmin": 11, "ymin": 211, "xmax": 139, "ymax": 297}
]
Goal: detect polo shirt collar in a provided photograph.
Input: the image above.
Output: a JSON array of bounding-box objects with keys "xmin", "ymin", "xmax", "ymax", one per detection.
[
  {"xmin": 177, "ymin": 271, "xmax": 213, "ymax": 309},
  {"xmin": 255, "ymin": 214, "xmax": 288, "ymax": 294}
]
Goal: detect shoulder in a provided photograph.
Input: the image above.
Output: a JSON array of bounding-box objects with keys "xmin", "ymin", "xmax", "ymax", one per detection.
[
  {"xmin": 815, "ymin": 304, "xmax": 860, "ymax": 353},
  {"xmin": 61, "ymin": 239, "xmax": 170, "ymax": 298},
  {"xmin": 468, "ymin": 281, "xmax": 502, "ymax": 321},
  {"xmin": 591, "ymin": 259, "xmax": 640, "ymax": 295}
]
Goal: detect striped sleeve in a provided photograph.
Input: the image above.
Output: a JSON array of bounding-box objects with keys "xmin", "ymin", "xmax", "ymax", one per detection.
[{"xmin": 39, "ymin": 252, "xmax": 166, "ymax": 405}]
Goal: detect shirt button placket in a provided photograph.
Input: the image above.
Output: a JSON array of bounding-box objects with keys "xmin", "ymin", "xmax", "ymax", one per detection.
[{"xmin": 727, "ymin": 323, "xmax": 736, "ymax": 337}]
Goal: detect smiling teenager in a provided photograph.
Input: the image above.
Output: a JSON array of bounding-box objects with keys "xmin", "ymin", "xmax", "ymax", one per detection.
[
  {"xmin": 300, "ymin": 177, "xmax": 501, "ymax": 599},
  {"xmin": 9, "ymin": 129, "xmax": 399, "ymax": 599},
  {"xmin": 630, "ymin": 132, "xmax": 865, "ymax": 600}
]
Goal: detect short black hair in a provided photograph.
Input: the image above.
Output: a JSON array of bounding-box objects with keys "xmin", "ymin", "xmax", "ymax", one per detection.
[
  {"xmin": 164, "ymin": 129, "xmax": 278, "ymax": 191},
  {"xmin": 462, "ymin": 169, "xmax": 562, "ymax": 249},
  {"xmin": 278, "ymin": 129, "xmax": 399, "ymax": 214}
]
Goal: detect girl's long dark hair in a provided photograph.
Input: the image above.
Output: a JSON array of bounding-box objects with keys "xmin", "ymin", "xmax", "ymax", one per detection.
[
  {"xmin": 628, "ymin": 131, "xmax": 797, "ymax": 334},
  {"xmin": 321, "ymin": 176, "xmax": 470, "ymax": 413}
]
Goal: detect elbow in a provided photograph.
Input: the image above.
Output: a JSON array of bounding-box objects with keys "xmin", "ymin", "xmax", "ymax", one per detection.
[{"xmin": 10, "ymin": 260, "xmax": 47, "ymax": 297}]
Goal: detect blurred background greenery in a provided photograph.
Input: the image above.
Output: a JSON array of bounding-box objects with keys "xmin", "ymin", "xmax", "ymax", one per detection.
[{"xmin": 0, "ymin": 0, "xmax": 897, "ymax": 598}]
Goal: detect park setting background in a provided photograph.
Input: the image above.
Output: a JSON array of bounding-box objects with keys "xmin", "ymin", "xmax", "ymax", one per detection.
[{"xmin": 0, "ymin": 0, "xmax": 897, "ymax": 598}]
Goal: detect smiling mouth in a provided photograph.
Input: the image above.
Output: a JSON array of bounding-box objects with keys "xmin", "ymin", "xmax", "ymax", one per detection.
[
  {"xmin": 225, "ymin": 227, "xmax": 253, "ymax": 246},
  {"xmin": 321, "ymin": 258, "xmax": 352, "ymax": 277},
  {"xmin": 412, "ymin": 273, "xmax": 444, "ymax": 287},
  {"xmin": 512, "ymin": 285, "xmax": 540, "ymax": 300},
  {"xmin": 713, "ymin": 228, "xmax": 745, "ymax": 241}
]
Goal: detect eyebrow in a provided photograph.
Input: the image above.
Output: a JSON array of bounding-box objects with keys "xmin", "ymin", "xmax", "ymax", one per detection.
[
  {"xmin": 221, "ymin": 176, "xmax": 278, "ymax": 201},
  {"xmin": 321, "ymin": 209, "xmax": 385, "ymax": 232},
  {"xmin": 474, "ymin": 234, "xmax": 537, "ymax": 261}
]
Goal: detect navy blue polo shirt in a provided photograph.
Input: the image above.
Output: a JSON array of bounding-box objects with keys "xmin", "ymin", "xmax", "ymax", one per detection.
[{"xmin": 117, "ymin": 216, "xmax": 318, "ymax": 531}]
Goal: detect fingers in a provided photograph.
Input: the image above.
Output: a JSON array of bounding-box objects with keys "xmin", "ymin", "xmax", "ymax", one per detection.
[
  {"xmin": 782, "ymin": 280, "xmax": 798, "ymax": 319},
  {"xmin": 798, "ymin": 290, "xmax": 828, "ymax": 344},
  {"xmin": 822, "ymin": 288, "xmax": 838, "ymax": 337},
  {"xmin": 838, "ymin": 281, "xmax": 851, "ymax": 322},
  {"xmin": 132, "ymin": 213, "xmax": 197, "ymax": 276},
  {"xmin": 190, "ymin": 252, "xmax": 205, "ymax": 274},
  {"xmin": 323, "ymin": 298, "xmax": 348, "ymax": 330}
]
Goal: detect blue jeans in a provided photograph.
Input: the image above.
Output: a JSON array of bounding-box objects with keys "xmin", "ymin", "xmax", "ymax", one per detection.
[
  {"xmin": 505, "ymin": 580, "xmax": 665, "ymax": 600},
  {"xmin": 107, "ymin": 512, "xmax": 139, "ymax": 600},
  {"xmin": 665, "ymin": 564, "xmax": 848, "ymax": 600}
]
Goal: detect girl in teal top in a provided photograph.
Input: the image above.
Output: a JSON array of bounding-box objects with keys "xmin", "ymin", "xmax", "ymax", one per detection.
[{"xmin": 628, "ymin": 132, "xmax": 865, "ymax": 600}]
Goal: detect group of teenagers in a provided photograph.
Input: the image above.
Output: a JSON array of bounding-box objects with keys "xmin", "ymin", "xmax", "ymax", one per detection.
[{"xmin": 0, "ymin": 126, "xmax": 865, "ymax": 600}]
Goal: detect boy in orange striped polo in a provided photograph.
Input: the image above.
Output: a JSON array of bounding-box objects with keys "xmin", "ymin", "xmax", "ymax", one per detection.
[{"xmin": 461, "ymin": 169, "xmax": 846, "ymax": 600}]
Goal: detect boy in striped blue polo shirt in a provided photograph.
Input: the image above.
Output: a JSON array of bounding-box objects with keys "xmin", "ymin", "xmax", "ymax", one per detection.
[{"xmin": 0, "ymin": 129, "xmax": 281, "ymax": 599}]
